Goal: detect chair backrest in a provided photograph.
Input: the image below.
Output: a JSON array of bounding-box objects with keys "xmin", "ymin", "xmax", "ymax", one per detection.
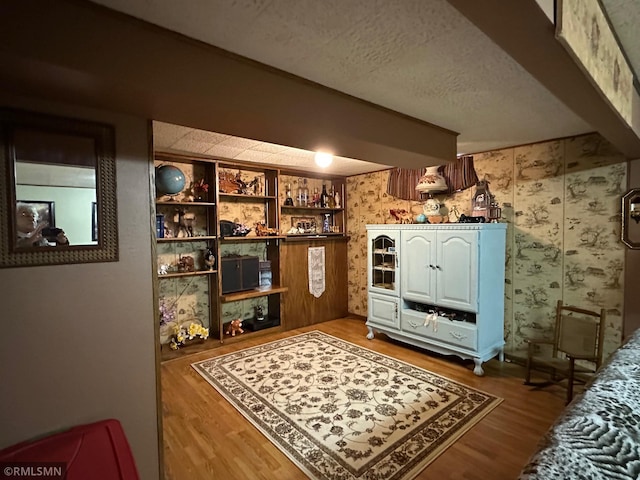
[{"xmin": 554, "ymin": 300, "xmax": 606, "ymax": 368}]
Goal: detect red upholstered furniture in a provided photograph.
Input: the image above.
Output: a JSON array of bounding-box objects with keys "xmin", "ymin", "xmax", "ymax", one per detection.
[{"xmin": 0, "ymin": 419, "xmax": 139, "ymax": 479}]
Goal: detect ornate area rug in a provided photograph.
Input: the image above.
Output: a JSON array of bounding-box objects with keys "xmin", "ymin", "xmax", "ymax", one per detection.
[{"xmin": 192, "ymin": 331, "xmax": 502, "ymax": 479}]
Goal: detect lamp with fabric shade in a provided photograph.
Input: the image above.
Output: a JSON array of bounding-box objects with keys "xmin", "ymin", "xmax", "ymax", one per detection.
[{"xmin": 416, "ymin": 166, "xmax": 448, "ymax": 217}]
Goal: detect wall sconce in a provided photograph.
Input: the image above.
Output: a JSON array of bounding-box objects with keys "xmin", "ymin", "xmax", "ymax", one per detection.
[{"xmin": 622, "ymin": 188, "xmax": 640, "ymax": 249}]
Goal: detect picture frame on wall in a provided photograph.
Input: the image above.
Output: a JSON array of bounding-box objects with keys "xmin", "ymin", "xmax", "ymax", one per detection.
[{"xmin": 92, "ymin": 201, "xmax": 98, "ymax": 242}]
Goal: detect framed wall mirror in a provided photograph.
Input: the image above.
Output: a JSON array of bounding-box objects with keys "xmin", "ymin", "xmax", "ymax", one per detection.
[
  {"xmin": 622, "ymin": 188, "xmax": 640, "ymax": 249},
  {"xmin": 0, "ymin": 108, "xmax": 118, "ymax": 267}
]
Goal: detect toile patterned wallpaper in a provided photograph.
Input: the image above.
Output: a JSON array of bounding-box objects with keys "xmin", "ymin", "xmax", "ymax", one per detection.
[{"xmin": 347, "ymin": 133, "xmax": 626, "ymax": 359}]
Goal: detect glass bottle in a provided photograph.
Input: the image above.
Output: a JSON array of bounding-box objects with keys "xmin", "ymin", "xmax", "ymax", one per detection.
[
  {"xmin": 284, "ymin": 183, "xmax": 294, "ymax": 206},
  {"xmin": 323, "ymin": 213, "xmax": 331, "ymax": 233},
  {"xmin": 312, "ymin": 187, "xmax": 320, "ymax": 207},
  {"xmin": 296, "ymin": 178, "xmax": 304, "ymax": 207},
  {"xmin": 320, "ymin": 184, "xmax": 329, "ymax": 208},
  {"xmin": 302, "ymin": 178, "xmax": 309, "ymax": 207},
  {"xmin": 327, "ymin": 184, "xmax": 335, "ymax": 208}
]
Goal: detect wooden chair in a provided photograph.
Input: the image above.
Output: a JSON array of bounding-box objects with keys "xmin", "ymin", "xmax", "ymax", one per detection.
[{"xmin": 524, "ymin": 300, "xmax": 606, "ymax": 404}]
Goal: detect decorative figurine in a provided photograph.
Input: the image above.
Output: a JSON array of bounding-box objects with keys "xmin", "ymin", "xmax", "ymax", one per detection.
[
  {"xmin": 203, "ymin": 247, "xmax": 216, "ymax": 271},
  {"xmin": 174, "ymin": 209, "xmax": 195, "ymax": 237},
  {"xmin": 255, "ymin": 222, "xmax": 279, "ymax": 236},
  {"xmin": 389, "ymin": 209, "xmax": 412, "ymax": 224},
  {"xmin": 225, "ymin": 319, "xmax": 244, "ymax": 337},
  {"xmin": 471, "ymin": 180, "xmax": 491, "ymax": 218},
  {"xmin": 254, "ymin": 305, "xmax": 265, "ymax": 323},
  {"xmin": 177, "ymin": 255, "xmax": 195, "ymax": 272}
]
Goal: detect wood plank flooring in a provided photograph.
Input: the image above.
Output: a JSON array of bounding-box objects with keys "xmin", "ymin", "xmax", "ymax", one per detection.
[{"xmin": 161, "ymin": 317, "xmax": 568, "ymax": 480}]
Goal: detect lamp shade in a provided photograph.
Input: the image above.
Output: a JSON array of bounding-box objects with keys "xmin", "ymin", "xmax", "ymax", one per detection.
[
  {"xmin": 415, "ymin": 166, "xmax": 448, "ymax": 194},
  {"xmin": 442, "ymin": 155, "xmax": 478, "ymax": 193}
]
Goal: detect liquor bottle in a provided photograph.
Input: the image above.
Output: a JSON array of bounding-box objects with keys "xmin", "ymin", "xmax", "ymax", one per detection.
[
  {"xmin": 323, "ymin": 213, "xmax": 331, "ymax": 233},
  {"xmin": 284, "ymin": 183, "xmax": 294, "ymax": 206},
  {"xmin": 296, "ymin": 178, "xmax": 304, "ymax": 207},
  {"xmin": 302, "ymin": 178, "xmax": 309, "ymax": 207},
  {"xmin": 312, "ymin": 187, "xmax": 320, "ymax": 207},
  {"xmin": 320, "ymin": 184, "xmax": 329, "ymax": 208},
  {"xmin": 327, "ymin": 185, "xmax": 335, "ymax": 208}
]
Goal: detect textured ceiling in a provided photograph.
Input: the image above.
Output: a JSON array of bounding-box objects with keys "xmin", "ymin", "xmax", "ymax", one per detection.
[
  {"xmin": 91, "ymin": 0, "xmax": 638, "ymax": 176},
  {"xmin": 153, "ymin": 121, "xmax": 390, "ymax": 175}
]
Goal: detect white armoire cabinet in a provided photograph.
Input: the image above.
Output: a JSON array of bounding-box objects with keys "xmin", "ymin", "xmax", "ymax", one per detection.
[{"xmin": 366, "ymin": 223, "xmax": 507, "ymax": 375}]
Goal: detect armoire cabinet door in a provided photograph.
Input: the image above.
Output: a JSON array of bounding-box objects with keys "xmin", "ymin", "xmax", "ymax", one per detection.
[
  {"xmin": 401, "ymin": 230, "xmax": 437, "ymax": 304},
  {"xmin": 367, "ymin": 292, "xmax": 400, "ymax": 328},
  {"xmin": 436, "ymin": 230, "xmax": 478, "ymax": 311},
  {"xmin": 367, "ymin": 230, "xmax": 400, "ymax": 297}
]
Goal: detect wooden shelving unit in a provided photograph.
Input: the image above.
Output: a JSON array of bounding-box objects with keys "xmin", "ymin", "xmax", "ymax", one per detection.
[
  {"xmin": 216, "ymin": 160, "xmax": 284, "ymax": 344},
  {"xmin": 154, "ymin": 153, "xmax": 350, "ymax": 358},
  {"xmin": 220, "ymin": 285, "xmax": 289, "ymax": 303},
  {"xmin": 154, "ymin": 153, "xmax": 220, "ymax": 358},
  {"xmin": 158, "ymin": 270, "xmax": 217, "ymax": 279},
  {"xmin": 157, "ymin": 236, "xmax": 217, "ymax": 243}
]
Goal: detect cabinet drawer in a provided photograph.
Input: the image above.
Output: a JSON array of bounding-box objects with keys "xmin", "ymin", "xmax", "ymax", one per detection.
[{"xmin": 400, "ymin": 309, "xmax": 477, "ymax": 351}]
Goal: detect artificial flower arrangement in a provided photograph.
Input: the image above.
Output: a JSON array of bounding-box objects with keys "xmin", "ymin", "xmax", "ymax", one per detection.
[
  {"xmin": 192, "ymin": 178, "xmax": 209, "ymax": 201},
  {"xmin": 169, "ymin": 321, "xmax": 209, "ymax": 350},
  {"xmin": 159, "ymin": 299, "xmax": 176, "ymax": 326}
]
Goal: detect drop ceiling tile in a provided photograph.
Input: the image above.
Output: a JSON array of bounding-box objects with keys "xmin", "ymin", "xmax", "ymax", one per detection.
[
  {"xmin": 184, "ymin": 129, "xmax": 230, "ymax": 144},
  {"xmin": 283, "ymin": 148, "xmax": 315, "ymax": 159},
  {"xmin": 250, "ymin": 142, "xmax": 290, "ymax": 154},
  {"xmin": 235, "ymin": 150, "xmax": 273, "ymax": 162},
  {"xmin": 168, "ymin": 138, "xmax": 214, "ymax": 154},
  {"xmin": 204, "ymin": 145, "xmax": 245, "ymax": 158},
  {"xmin": 217, "ymin": 136, "xmax": 261, "ymax": 149},
  {"xmin": 152, "ymin": 121, "xmax": 193, "ymax": 148}
]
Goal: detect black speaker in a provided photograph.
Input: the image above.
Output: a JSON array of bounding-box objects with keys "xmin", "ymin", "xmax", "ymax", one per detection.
[{"xmin": 221, "ymin": 255, "xmax": 260, "ymax": 294}]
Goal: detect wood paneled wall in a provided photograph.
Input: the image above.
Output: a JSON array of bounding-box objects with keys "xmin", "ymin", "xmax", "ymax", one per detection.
[{"xmin": 281, "ymin": 239, "xmax": 349, "ymax": 328}]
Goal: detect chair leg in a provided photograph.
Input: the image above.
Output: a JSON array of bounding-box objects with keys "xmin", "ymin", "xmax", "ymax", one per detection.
[
  {"xmin": 524, "ymin": 355, "xmax": 532, "ymax": 385},
  {"xmin": 566, "ymin": 358, "xmax": 575, "ymax": 405}
]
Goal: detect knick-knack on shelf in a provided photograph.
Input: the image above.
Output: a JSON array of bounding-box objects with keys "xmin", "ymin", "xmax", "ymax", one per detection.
[{"xmin": 204, "ymin": 247, "xmax": 215, "ymax": 271}]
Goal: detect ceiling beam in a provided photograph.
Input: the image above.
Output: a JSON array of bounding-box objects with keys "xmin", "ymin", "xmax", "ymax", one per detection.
[
  {"xmin": 0, "ymin": 0, "xmax": 457, "ymax": 168},
  {"xmin": 447, "ymin": 0, "xmax": 640, "ymax": 159}
]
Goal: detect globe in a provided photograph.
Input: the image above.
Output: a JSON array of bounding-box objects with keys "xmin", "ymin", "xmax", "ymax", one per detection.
[{"xmin": 155, "ymin": 165, "xmax": 186, "ymax": 196}]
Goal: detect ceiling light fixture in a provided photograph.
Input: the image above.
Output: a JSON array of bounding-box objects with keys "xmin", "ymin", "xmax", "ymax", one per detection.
[{"xmin": 314, "ymin": 152, "xmax": 333, "ymax": 168}]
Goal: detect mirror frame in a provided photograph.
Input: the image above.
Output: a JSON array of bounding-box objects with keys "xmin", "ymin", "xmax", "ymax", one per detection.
[
  {"xmin": 0, "ymin": 107, "xmax": 118, "ymax": 267},
  {"xmin": 622, "ymin": 188, "xmax": 640, "ymax": 249}
]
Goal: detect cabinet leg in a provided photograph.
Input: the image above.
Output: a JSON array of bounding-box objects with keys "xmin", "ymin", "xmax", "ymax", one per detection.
[
  {"xmin": 499, "ymin": 348, "xmax": 505, "ymax": 362},
  {"xmin": 473, "ymin": 359, "xmax": 485, "ymax": 376},
  {"xmin": 366, "ymin": 326, "xmax": 375, "ymax": 340}
]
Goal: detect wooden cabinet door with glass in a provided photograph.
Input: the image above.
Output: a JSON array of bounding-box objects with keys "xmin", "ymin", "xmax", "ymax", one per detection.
[{"xmin": 367, "ymin": 228, "xmax": 400, "ymax": 297}]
